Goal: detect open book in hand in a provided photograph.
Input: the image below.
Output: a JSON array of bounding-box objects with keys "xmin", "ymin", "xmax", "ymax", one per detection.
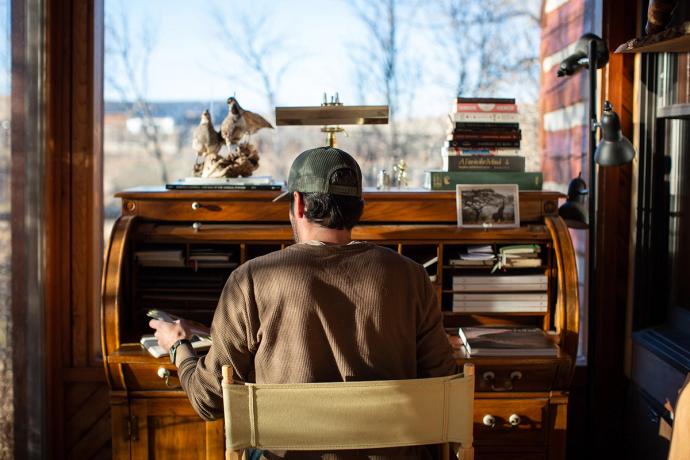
[
  {"xmin": 140, "ymin": 334, "xmax": 212, "ymax": 359},
  {"xmin": 147, "ymin": 309, "xmax": 211, "ymax": 340}
]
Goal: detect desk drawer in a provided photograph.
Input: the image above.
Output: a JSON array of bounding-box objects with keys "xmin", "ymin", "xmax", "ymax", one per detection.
[
  {"xmin": 473, "ymin": 398, "xmax": 548, "ymax": 447},
  {"xmin": 474, "ymin": 364, "xmax": 557, "ymax": 392},
  {"xmin": 122, "ymin": 363, "xmax": 182, "ymax": 390},
  {"xmin": 123, "ymin": 198, "xmax": 286, "ymax": 221}
]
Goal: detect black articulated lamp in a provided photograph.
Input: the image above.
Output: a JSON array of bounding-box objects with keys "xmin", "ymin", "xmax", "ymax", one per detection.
[
  {"xmin": 554, "ymin": 32, "xmax": 635, "ymax": 444},
  {"xmin": 558, "ymin": 173, "xmax": 589, "ymax": 229}
]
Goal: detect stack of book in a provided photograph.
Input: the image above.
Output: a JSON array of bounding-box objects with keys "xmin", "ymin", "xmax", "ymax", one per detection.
[
  {"xmin": 452, "ymin": 274, "xmax": 548, "ymax": 312},
  {"xmin": 457, "ymin": 326, "xmax": 558, "ymax": 357},
  {"xmin": 448, "ymin": 244, "xmax": 496, "ymax": 267},
  {"xmin": 494, "ymin": 244, "xmax": 542, "ymax": 269},
  {"xmin": 425, "ymin": 97, "xmax": 543, "ymax": 191}
]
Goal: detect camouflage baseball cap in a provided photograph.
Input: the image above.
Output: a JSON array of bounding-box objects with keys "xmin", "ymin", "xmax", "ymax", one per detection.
[{"xmin": 273, "ymin": 146, "xmax": 362, "ymax": 202}]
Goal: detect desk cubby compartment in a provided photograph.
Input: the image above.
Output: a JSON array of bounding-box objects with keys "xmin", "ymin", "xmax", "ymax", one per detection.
[
  {"xmin": 128, "ymin": 243, "xmax": 240, "ymax": 342},
  {"xmin": 400, "ymin": 244, "xmax": 439, "ymax": 282}
]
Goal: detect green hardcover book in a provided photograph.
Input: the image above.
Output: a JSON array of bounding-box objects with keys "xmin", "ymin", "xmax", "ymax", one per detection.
[
  {"xmin": 424, "ymin": 170, "xmax": 543, "ymax": 190},
  {"xmin": 442, "ymin": 155, "xmax": 525, "ymax": 172}
]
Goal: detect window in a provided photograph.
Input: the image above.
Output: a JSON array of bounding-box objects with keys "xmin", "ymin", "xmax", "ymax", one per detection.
[
  {"xmin": 0, "ymin": 0, "xmax": 11, "ymax": 455},
  {"xmin": 103, "ymin": 0, "xmax": 543, "ymax": 235}
]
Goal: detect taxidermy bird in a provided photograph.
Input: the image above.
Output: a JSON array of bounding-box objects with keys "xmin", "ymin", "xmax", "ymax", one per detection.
[
  {"xmin": 192, "ymin": 110, "xmax": 223, "ymax": 157},
  {"xmin": 220, "ymin": 96, "xmax": 273, "ymax": 150}
]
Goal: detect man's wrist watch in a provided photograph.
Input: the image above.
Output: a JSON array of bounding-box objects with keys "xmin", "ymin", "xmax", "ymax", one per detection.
[{"xmin": 169, "ymin": 338, "xmax": 192, "ymax": 364}]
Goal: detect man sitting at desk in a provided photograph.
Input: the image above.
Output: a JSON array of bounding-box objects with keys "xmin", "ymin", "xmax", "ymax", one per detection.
[{"xmin": 150, "ymin": 146, "xmax": 457, "ymax": 459}]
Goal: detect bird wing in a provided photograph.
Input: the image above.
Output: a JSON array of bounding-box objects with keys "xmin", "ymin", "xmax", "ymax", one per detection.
[{"xmin": 242, "ymin": 111, "xmax": 274, "ymax": 134}]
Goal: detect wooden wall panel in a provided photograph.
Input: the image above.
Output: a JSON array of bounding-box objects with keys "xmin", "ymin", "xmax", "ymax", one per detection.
[
  {"xmin": 44, "ymin": 0, "xmax": 108, "ymax": 457},
  {"xmin": 586, "ymin": 0, "xmax": 636, "ymax": 456}
]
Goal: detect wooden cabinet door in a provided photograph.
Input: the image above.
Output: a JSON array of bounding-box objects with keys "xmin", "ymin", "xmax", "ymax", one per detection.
[{"xmin": 129, "ymin": 398, "xmax": 224, "ymax": 460}]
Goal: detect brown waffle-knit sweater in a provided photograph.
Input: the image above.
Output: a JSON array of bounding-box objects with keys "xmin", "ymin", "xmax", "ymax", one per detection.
[{"xmin": 176, "ymin": 242, "xmax": 457, "ymax": 459}]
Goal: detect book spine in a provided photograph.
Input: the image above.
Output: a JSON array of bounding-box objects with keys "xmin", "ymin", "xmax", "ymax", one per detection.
[
  {"xmin": 452, "ymin": 300, "xmax": 548, "ymax": 308},
  {"xmin": 456, "ymin": 97, "xmax": 516, "ymax": 104},
  {"xmin": 166, "ymin": 184, "xmax": 282, "ymax": 191},
  {"xmin": 448, "ymin": 259, "xmax": 495, "ymax": 266},
  {"xmin": 443, "ymin": 155, "xmax": 525, "ymax": 172},
  {"xmin": 453, "ymin": 112, "xmax": 520, "ymax": 123},
  {"xmin": 449, "ymin": 132, "xmax": 522, "ymax": 141},
  {"xmin": 442, "ymin": 148, "xmax": 521, "ymax": 156},
  {"xmin": 453, "ymin": 122, "xmax": 520, "ymax": 130},
  {"xmin": 452, "ymin": 293, "xmax": 548, "ymax": 301},
  {"xmin": 424, "ymin": 171, "xmax": 543, "ymax": 191},
  {"xmin": 455, "ymin": 103, "xmax": 518, "ymax": 113},
  {"xmin": 454, "ymin": 274, "xmax": 547, "ymax": 283},
  {"xmin": 451, "ymin": 305, "xmax": 547, "ymax": 312},
  {"xmin": 451, "ymin": 283, "xmax": 548, "ymax": 292},
  {"xmin": 447, "ymin": 139, "xmax": 521, "ymax": 148}
]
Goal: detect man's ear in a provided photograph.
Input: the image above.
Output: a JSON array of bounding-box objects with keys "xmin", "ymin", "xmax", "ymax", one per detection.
[{"xmin": 292, "ymin": 191, "xmax": 305, "ymax": 218}]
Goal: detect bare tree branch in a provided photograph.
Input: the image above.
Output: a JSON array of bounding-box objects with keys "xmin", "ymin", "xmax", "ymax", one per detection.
[{"xmin": 106, "ymin": 1, "xmax": 170, "ymax": 183}]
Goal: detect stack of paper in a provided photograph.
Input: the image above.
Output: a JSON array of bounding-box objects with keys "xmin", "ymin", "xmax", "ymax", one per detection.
[{"xmin": 135, "ymin": 250, "xmax": 185, "ymax": 267}]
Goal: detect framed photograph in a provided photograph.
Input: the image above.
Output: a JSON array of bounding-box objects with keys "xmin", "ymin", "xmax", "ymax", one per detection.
[{"xmin": 456, "ymin": 184, "xmax": 520, "ymax": 228}]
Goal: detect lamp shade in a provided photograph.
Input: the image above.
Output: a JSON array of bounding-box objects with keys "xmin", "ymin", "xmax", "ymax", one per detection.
[
  {"xmin": 595, "ymin": 101, "xmax": 635, "ymax": 166},
  {"xmin": 558, "ymin": 174, "xmax": 589, "ymax": 229}
]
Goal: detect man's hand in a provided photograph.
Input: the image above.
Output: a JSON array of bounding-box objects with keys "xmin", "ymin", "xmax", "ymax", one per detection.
[{"xmin": 149, "ymin": 319, "xmax": 193, "ymax": 351}]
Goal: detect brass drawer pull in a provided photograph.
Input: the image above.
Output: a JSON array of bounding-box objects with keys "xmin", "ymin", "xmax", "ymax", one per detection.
[
  {"xmin": 157, "ymin": 367, "xmax": 171, "ymax": 386},
  {"xmin": 156, "ymin": 367, "xmax": 181, "ymax": 388},
  {"xmin": 509, "ymin": 414, "xmax": 521, "ymax": 426},
  {"xmin": 483, "ymin": 370, "xmax": 523, "ymax": 392}
]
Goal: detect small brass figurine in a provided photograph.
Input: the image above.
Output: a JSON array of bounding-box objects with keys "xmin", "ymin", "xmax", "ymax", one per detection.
[
  {"xmin": 393, "ymin": 159, "xmax": 408, "ymax": 188},
  {"xmin": 193, "ymin": 96, "xmax": 272, "ymax": 178}
]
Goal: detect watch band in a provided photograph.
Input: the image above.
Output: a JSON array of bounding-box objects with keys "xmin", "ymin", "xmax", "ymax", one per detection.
[{"xmin": 169, "ymin": 338, "xmax": 192, "ymax": 365}]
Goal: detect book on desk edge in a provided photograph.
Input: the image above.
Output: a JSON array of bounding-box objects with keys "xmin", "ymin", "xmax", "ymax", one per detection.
[
  {"xmin": 140, "ymin": 334, "xmax": 212, "ymax": 358},
  {"xmin": 166, "ymin": 183, "xmax": 282, "ymax": 191},
  {"xmin": 424, "ymin": 170, "xmax": 543, "ymax": 191},
  {"xmin": 458, "ymin": 326, "xmax": 557, "ymax": 357}
]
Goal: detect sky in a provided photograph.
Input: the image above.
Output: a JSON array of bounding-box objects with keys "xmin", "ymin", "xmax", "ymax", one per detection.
[
  {"xmin": 104, "ymin": 0, "xmax": 542, "ymax": 117},
  {"xmin": 105, "ymin": 0, "xmax": 382, "ymax": 111}
]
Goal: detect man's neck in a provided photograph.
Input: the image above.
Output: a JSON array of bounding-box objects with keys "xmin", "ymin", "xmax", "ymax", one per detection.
[{"xmin": 300, "ymin": 225, "xmax": 352, "ymax": 245}]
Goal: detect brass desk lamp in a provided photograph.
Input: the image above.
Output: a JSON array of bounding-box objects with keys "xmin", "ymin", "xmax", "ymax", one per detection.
[{"xmin": 275, "ymin": 94, "xmax": 388, "ymax": 147}]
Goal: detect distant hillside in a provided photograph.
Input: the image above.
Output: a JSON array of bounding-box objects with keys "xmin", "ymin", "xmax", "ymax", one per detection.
[{"xmin": 105, "ymin": 100, "xmax": 231, "ymax": 125}]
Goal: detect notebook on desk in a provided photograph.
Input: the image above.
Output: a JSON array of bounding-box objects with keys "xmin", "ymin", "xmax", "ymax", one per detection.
[{"xmin": 458, "ymin": 326, "xmax": 557, "ymax": 357}]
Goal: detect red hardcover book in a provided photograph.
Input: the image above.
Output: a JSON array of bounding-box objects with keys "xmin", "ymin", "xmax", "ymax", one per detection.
[
  {"xmin": 453, "ymin": 122, "xmax": 520, "ymax": 130},
  {"xmin": 455, "ymin": 103, "xmax": 518, "ymax": 113},
  {"xmin": 442, "ymin": 147, "xmax": 521, "ymax": 156},
  {"xmin": 448, "ymin": 131, "xmax": 522, "ymax": 141}
]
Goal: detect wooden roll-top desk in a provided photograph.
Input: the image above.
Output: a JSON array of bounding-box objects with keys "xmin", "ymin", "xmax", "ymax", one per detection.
[{"xmin": 102, "ymin": 188, "xmax": 579, "ymax": 460}]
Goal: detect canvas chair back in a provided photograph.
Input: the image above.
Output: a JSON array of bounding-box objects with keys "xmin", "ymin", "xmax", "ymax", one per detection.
[{"xmin": 222, "ymin": 363, "xmax": 475, "ymax": 460}]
